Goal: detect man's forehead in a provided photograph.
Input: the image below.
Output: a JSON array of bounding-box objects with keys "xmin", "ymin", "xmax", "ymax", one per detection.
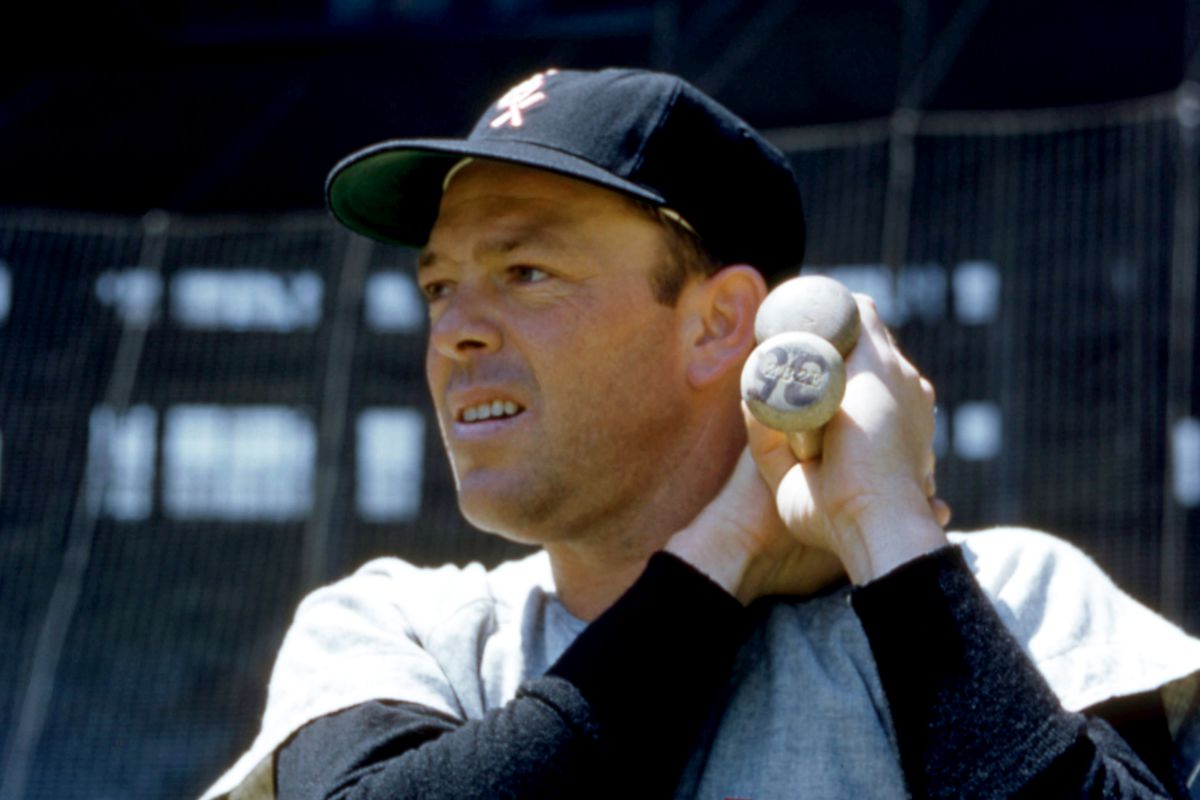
[
  {"xmin": 420, "ymin": 160, "xmax": 653, "ymax": 263},
  {"xmin": 419, "ymin": 206, "xmax": 598, "ymax": 273},
  {"xmin": 438, "ymin": 158, "xmax": 645, "ymax": 216},
  {"xmin": 417, "ymin": 224, "xmax": 570, "ymax": 270}
]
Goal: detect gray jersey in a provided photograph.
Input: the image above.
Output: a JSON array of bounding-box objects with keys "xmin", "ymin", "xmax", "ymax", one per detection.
[{"xmin": 202, "ymin": 527, "xmax": 1200, "ymax": 799}]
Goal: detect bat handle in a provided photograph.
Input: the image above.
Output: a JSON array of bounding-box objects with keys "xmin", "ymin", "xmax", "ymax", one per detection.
[
  {"xmin": 742, "ymin": 274, "xmax": 863, "ymax": 461},
  {"xmin": 787, "ymin": 429, "xmax": 825, "ymax": 461}
]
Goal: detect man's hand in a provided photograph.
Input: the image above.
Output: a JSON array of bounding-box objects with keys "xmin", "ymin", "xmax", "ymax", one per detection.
[
  {"xmin": 665, "ymin": 447, "xmax": 844, "ymax": 604},
  {"xmin": 748, "ymin": 294, "xmax": 950, "ymax": 586},
  {"xmin": 667, "ymin": 294, "xmax": 950, "ymax": 602}
]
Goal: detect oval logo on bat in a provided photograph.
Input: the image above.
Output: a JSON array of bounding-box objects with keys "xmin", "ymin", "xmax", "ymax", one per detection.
[{"xmin": 747, "ymin": 344, "xmax": 829, "ymax": 409}]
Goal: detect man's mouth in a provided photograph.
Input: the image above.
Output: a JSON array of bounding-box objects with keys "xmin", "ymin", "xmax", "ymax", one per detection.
[{"xmin": 457, "ymin": 400, "xmax": 524, "ymax": 423}]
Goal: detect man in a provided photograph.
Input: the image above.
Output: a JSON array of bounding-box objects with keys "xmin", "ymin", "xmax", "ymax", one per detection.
[{"xmin": 203, "ymin": 68, "xmax": 1200, "ymax": 799}]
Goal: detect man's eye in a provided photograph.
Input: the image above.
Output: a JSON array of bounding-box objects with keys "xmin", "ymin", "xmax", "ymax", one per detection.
[
  {"xmin": 509, "ymin": 266, "xmax": 548, "ymax": 283},
  {"xmin": 421, "ymin": 281, "xmax": 452, "ymax": 301}
]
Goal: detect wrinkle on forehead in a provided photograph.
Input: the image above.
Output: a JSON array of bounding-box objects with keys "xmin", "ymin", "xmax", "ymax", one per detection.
[
  {"xmin": 421, "ymin": 162, "xmax": 648, "ymax": 269},
  {"xmin": 419, "ymin": 227, "xmax": 571, "ymax": 272},
  {"xmin": 436, "ymin": 160, "xmax": 639, "ymax": 221}
]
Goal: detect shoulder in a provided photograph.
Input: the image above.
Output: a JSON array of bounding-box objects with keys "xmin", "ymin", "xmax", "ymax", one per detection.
[
  {"xmin": 272, "ymin": 550, "xmax": 553, "ymax": 708},
  {"xmin": 949, "ymin": 526, "xmax": 1107, "ymax": 619},
  {"xmin": 200, "ymin": 551, "xmax": 553, "ymax": 800},
  {"xmin": 949, "ymin": 527, "xmax": 1200, "ymax": 711},
  {"xmin": 316, "ymin": 549, "xmax": 553, "ymax": 637}
]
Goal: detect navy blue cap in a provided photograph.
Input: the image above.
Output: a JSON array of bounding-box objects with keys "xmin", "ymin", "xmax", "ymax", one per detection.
[{"xmin": 325, "ymin": 68, "xmax": 805, "ymax": 282}]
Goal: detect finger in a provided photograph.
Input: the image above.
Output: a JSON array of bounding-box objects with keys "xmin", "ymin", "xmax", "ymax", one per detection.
[
  {"xmin": 921, "ymin": 376, "xmax": 936, "ymax": 406},
  {"xmin": 743, "ymin": 402, "xmax": 800, "ymax": 492},
  {"xmin": 851, "ymin": 292, "xmax": 885, "ymax": 334},
  {"xmin": 849, "ymin": 294, "xmax": 919, "ymax": 381},
  {"xmin": 837, "ymin": 301, "xmax": 893, "ymax": 404},
  {"xmin": 851, "ymin": 294, "xmax": 889, "ymax": 356},
  {"xmin": 930, "ymin": 497, "xmax": 952, "ymax": 528},
  {"xmin": 922, "ymin": 382, "xmax": 939, "ymax": 477}
]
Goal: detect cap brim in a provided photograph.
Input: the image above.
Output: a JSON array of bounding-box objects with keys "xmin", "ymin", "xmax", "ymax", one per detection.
[{"xmin": 325, "ymin": 138, "xmax": 668, "ymax": 249}]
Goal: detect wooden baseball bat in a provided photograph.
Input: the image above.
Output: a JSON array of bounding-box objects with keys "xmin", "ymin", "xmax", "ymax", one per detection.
[{"xmin": 740, "ymin": 275, "xmax": 861, "ymax": 461}]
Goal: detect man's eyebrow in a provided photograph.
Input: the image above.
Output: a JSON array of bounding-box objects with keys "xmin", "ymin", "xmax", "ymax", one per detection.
[
  {"xmin": 419, "ymin": 231, "xmax": 568, "ymax": 272},
  {"xmin": 416, "ymin": 249, "xmax": 439, "ymax": 271}
]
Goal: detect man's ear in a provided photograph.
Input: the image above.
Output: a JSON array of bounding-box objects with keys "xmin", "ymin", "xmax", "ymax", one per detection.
[{"xmin": 679, "ymin": 265, "xmax": 767, "ymax": 389}]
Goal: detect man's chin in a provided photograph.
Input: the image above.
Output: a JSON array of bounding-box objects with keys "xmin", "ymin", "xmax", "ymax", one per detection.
[{"xmin": 456, "ymin": 486, "xmax": 560, "ymax": 546}]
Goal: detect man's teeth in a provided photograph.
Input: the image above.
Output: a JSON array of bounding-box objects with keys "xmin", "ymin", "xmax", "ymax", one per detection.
[{"xmin": 462, "ymin": 401, "xmax": 520, "ymax": 422}]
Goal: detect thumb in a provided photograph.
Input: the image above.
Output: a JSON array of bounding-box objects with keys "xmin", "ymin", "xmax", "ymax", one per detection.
[{"xmin": 743, "ymin": 402, "xmax": 801, "ymax": 493}]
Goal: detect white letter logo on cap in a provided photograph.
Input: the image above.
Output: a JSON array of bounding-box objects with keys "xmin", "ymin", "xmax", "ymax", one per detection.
[{"xmin": 490, "ymin": 69, "xmax": 558, "ymax": 129}]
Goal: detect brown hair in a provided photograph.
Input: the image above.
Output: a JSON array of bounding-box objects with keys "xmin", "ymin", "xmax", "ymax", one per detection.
[{"xmin": 632, "ymin": 201, "xmax": 723, "ymax": 305}]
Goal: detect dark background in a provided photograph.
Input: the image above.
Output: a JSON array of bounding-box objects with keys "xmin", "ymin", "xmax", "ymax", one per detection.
[
  {"xmin": 1, "ymin": 0, "xmax": 1192, "ymax": 212},
  {"xmin": 2, "ymin": 2, "xmax": 1199, "ymax": 798}
]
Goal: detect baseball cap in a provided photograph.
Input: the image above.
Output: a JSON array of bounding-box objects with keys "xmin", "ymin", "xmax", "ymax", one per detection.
[{"xmin": 325, "ymin": 67, "xmax": 806, "ymax": 283}]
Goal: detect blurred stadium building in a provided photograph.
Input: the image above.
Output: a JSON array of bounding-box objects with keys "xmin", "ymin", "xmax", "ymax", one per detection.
[{"xmin": 1, "ymin": 1, "xmax": 1199, "ymax": 797}]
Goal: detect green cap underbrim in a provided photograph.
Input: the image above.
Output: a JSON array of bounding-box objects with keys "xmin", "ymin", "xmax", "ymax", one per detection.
[{"xmin": 326, "ymin": 149, "xmax": 462, "ymax": 249}]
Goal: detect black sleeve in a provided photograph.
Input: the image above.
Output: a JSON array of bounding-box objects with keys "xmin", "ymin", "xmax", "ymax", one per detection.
[
  {"xmin": 851, "ymin": 545, "xmax": 1184, "ymax": 799},
  {"xmin": 275, "ymin": 552, "xmax": 746, "ymax": 799}
]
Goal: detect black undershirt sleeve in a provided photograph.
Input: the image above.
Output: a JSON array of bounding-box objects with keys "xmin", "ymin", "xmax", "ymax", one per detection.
[
  {"xmin": 851, "ymin": 544, "xmax": 1183, "ymax": 799},
  {"xmin": 277, "ymin": 543, "xmax": 1182, "ymax": 799},
  {"xmin": 275, "ymin": 552, "xmax": 746, "ymax": 800}
]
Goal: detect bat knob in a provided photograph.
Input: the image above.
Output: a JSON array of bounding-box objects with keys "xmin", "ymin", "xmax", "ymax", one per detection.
[
  {"xmin": 755, "ymin": 275, "xmax": 860, "ymax": 357},
  {"xmin": 742, "ymin": 276, "xmax": 861, "ymax": 459},
  {"xmin": 741, "ymin": 331, "xmax": 847, "ymax": 432}
]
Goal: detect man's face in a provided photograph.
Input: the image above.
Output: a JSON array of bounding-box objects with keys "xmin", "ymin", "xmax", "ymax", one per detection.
[{"xmin": 419, "ymin": 160, "xmax": 697, "ymax": 545}]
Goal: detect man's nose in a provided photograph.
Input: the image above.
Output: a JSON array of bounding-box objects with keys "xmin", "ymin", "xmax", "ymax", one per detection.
[{"xmin": 428, "ymin": 288, "xmax": 503, "ymax": 361}]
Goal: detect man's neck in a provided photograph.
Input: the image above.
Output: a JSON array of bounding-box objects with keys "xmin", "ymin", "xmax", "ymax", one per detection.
[
  {"xmin": 543, "ymin": 408, "xmax": 744, "ymax": 621},
  {"xmin": 544, "ymin": 524, "xmax": 675, "ymax": 621}
]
